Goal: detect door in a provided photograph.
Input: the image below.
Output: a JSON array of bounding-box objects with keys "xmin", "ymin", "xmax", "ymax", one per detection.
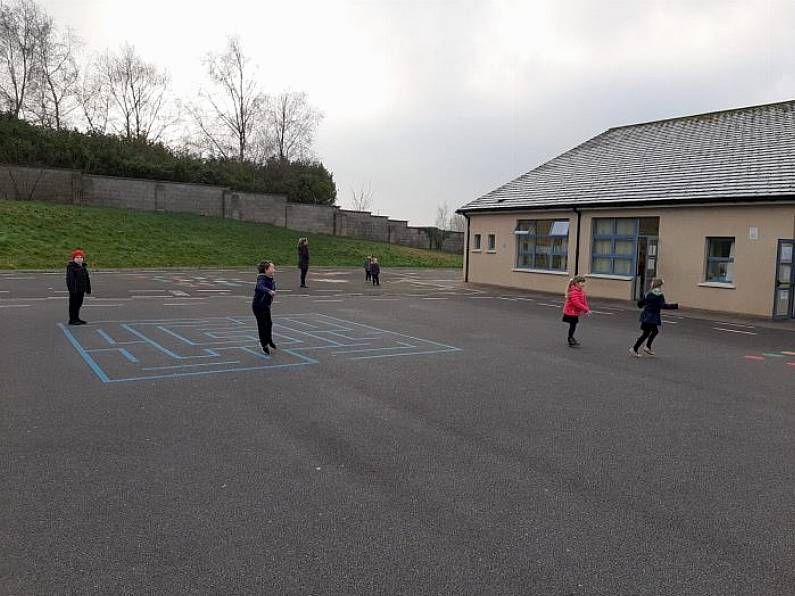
[
  {"xmin": 634, "ymin": 236, "xmax": 659, "ymax": 301},
  {"xmin": 773, "ymin": 239, "xmax": 795, "ymax": 319}
]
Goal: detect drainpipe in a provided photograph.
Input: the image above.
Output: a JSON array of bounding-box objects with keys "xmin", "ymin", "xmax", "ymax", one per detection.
[
  {"xmin": 574, "ymin": 207, "xmax": 581, "ymax": 276},
  {"xmin": 463, "ymin": 213, "xmax": 471, "ymax": 282}
]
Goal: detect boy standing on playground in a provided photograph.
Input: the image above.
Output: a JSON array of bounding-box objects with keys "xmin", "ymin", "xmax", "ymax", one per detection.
[{"xmin": 66, "ymin": 249, "xmax": 91, "ymax": 325}]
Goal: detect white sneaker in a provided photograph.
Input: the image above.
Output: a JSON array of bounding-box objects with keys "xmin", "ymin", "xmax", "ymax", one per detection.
[
  {"xmin": 629, "ymin": 348, "xmax": 642, "ymax": 358},
  {"xmin": 642, "ymin": 346, "xmax": 656, "ymax": 356}
]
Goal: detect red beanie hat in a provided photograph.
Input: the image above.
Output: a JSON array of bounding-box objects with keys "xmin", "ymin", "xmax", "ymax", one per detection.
[{"xmin": 71, "ymin": 249, "xmax": 85, "ymax": 258}]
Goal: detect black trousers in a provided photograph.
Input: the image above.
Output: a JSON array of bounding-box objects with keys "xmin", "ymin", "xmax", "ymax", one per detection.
[
  {"xmin": 365, "ymin": 270, "xmax": 371, "ymax": 281},
  {"xmin": 252, "ymin": 305, "xmax": 273, "ymax": 348},
  {"xmin": 372, "ymin": 274, "xmax": 380, "ymax": 286},
  {"xmin": 299, "ymin": 267, "xmax": 308, "ymax": 286},
  {"xmin": 633, "ymin": 323, "xmax": 659, "ymax": 351},
  {"xmin": 562, "ymin": 314, "xmax": 578, "ymax": 340},
  {"xmin": 69, "ymin": 291, "xmax": 85, "ymax": 322}
]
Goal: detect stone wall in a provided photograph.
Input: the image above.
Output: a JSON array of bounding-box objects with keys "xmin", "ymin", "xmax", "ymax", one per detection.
[{"xmin": 0, "ymin": 164, "xmax": 463, "ymax": 254}]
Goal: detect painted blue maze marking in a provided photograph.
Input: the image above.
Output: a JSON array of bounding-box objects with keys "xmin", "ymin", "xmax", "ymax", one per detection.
[{"xmin": 60, "ymin": 314, "xmax": 461, "ymax": 383}]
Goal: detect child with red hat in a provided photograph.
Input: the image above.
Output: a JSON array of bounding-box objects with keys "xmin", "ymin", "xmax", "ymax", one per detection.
[{"xmin": 66, "ymin": 249, "xmax": 91, "ymax": 325}]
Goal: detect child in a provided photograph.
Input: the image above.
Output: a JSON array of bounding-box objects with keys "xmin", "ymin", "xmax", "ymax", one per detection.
[
  {"xmin": 66, "ymin": 249, "xmax": 91, "ymax": 325},
  {"xmin": 364, "ymin": 256, "xmax": 372, "ymax": 282},
  {"xmin": 252, "ymin": 260, "xmax": 278, "ymax": 355},
  {"xmin": 297, "ymin": 238, "xmax": 309, "ymax": 288},
  {"xmin": 370, "ymin": 257, "xmax": 381, "ymax": 286},
  {"xmin": 562, "ymin": 276, "xmax": 590, "ymax": 347},
  {"xmin": 630, "ymin": 278, "xmax": 678, "ymax": 357}
]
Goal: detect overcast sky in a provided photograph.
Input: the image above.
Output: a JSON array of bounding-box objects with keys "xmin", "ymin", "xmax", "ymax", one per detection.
[{"xmin": 39, "ymin": 0, "xmax": 795, "ymax": 226}]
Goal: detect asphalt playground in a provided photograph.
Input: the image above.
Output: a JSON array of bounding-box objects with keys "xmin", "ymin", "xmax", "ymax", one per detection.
[{"xmin": 1, "ymin": 266, "xmax": 794, "ymax": 595}]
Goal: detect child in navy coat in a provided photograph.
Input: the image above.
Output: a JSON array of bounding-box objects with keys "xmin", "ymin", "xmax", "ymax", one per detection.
[{"xmin": 630, "ymin": 278, "xmax": 678, "ymax": 357}]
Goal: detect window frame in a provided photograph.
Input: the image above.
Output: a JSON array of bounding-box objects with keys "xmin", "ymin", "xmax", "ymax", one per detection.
[
  {"xmin": 472, "ymin": 233, "xmax": 482, "ymax": 251},
  {"xmin": 487, "ymin": 233, "xmax": 496, "ymax": 252},
  {"xmin": 514, "ymin": 219, "xmax": 569, "ymax": 272},
  {"xmin": 705, "ymin": 237, "xmax": 736, "ymax": 283},
  {"xmin": 591, "ymin": 218, "xmax": 638, "ymax": 276}
]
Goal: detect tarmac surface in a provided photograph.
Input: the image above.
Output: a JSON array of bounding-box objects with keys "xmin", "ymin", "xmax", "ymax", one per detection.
[{"xmin": 1, "ymin": 267, "xmax": 794, "ymax": 595}]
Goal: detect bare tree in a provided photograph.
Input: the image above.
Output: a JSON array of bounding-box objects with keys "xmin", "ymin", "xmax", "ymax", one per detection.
[
  {"xmin": 76, "ymin": 53, "xmax": 110, "ymax": 134},
  {"xmin": 0, "ymin": 0, "xmax": 46, "ymax": 118},
  {"xmin": 100, "ymin": 43, "xmax": 173, "ymax": 142},
  {"xmin": 448, "ymin": 211, "xmax": 465, "ymax": 232},
  {"xmin": 264, "ymin": 90, "xmax": 323, "ymax": 161},
  {"xmin": 435, "ymin": 201, "xmax": 465, "ymax": 231},
  {"xmin": 350, "ymin": 182, "xmax": 374, "ymax": 211},
  {"xmin": 29, "ymin": 17, "xmax": 79, "ymax": 129},
  {"xmin": 189, "ymin": 36, "xmax": 266, "ymax": 161},
  {"xmin": 435, "ymin": 202, "xmax": 451, "ymax": 230}
]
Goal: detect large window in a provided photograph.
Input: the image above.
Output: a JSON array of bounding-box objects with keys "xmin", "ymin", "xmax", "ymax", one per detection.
[
  {"xmin": 591, "ymin": 218, "xmax": 637, "ymax": 275},
  {"xmin": 705, "ymin": 237, "xmax": 735, "ymax": 283},
  {"xmin": 515, "ymin": 219, "xmax": 569, "ymax": 271},
  {"xmin": 472, "ymin": 234, "xmax": 481, "ymax": 250},
  {"xmin": 487, "ymin": 234, "xmax": 496, "ymax": 251}
]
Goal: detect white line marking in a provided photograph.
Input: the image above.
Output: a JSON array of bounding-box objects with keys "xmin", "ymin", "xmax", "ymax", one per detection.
[
  {"xmin": 538, "ymin": 303, "xmax": 561, "ymax": 308},
  {"xmin": 660, "ymin": 319, "xmax": 679, "ymax": 324},
  {"xmin": 589, "ymin": 310, "xmax": 614, "ymax": 315},
  {"xmin": 0, "ymin": 304, "xmax": 30, "ymax": 308},
  {"xmin": 712, "ymin": 327, "xmax": 757, "ymax": 335},
  {"xmin": 712, "ymin": 321, "xmax": 756, "ymax": 329},
  {"xmin": 163, "ymin": 303, "xmax": 202, "ymax": 306},
  {"xmin": 195, "ymin": 289, "xmax": 231, "ymax": 292},
  {"xmin": 82, "ymin": 304, "xmax": 124, "ymax": 307}
]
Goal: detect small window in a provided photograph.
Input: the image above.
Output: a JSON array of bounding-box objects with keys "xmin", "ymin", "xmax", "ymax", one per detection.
[
  {"xmin": 473, "ymin": 234, "xmax": 481, "ymax": 250},
  {"xmin": 487, "ymin": 234, "xmax": 496, "ymax": 251},
  {"xmin": 705, "ymin": 237, "xmax": 735, "ymax": 283}
]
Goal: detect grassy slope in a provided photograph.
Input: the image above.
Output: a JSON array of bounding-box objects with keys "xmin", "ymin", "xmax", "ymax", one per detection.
[{"xmin": 0, "ymin": 201, "xmax": 463, "ymax": 270}]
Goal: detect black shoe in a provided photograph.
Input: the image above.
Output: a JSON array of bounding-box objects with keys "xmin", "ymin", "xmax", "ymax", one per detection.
[
  {"xmin": 68, "ymin": 320, "xmax": 80, "ymax": 325},
  {"xmin": 77, "ymin": 319, "xmax": 87, "ymax": 325},
  {"xmin": 268, "ymin": 342, "xmax": 278, "ymax": 350},
  {"xmin": 568, "ymin": 338, "xmax": 580, "ymax": 348},
  {"xmin": 300, "ymin": 284, "xmax": 307, "ymax": 288},
  {"xmin": 262, "ymin": 346, "xmax": 270, "ymax": 355}
]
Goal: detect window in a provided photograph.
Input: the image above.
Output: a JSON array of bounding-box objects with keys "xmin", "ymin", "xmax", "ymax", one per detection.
[
  {"xmin": 705, "ymin": 237, "xmax": 735, "ymax": 283},
  {"xmin": 473, "ymin": 234, "xmax": 481, "ymax": 250},
  {"xmin": 514, "ymin": 219, "xmax": 569, "ymax": 271},
  {"xmin": 591, "ymin": 218, "xmax": 637, "ymax": 275},
  {"xmin": 487, "ymin": 234, "xmax": 496, "ymax": 251}
]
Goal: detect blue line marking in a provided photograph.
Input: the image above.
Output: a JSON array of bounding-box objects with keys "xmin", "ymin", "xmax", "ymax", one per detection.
[
  {"xmin": 142, "ymin": 360, "xmax": 241, "ymax": 371},
  {"xmin": 59, "ymin": 323, "xmax": 111, "ymax": 383}
]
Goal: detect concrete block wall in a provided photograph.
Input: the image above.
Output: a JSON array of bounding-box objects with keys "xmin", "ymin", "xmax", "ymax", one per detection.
[
  {"xmin": 224, "ymin": 191, "xmax": 287, "ymax": 226},
  {"xmin": 285, "ymin": 202, "xmax": 337, "ymax": 235},
  {"xmin": 156, "ymin": 181, "xmax": 224, "ymax": 218},
  {"xmin": 83, "ymin": 175, "xmax": 157, "ymax": 210},
  {"xmin": 388, "ymin": 219, "xmax": 431, "ymax": 249},
  {"xmin": 0, "ymin": 164, "xmax": 463, "ymax": 254},
  {"xmin": 336, "ymin": 209, "xmax": 390, "ymax": 242},
  {"xmin": 442, "ymin": 231, "xmax": 464, "ymax": 253},
  {"xmin": 0, "ymin": 165, "xmax": 78, "ymax": 203}
]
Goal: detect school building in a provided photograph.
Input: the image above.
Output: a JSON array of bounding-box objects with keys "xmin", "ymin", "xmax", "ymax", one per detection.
[{"xmin": 457, "ymin": 100, "xmax": 795, "ymax": 320}]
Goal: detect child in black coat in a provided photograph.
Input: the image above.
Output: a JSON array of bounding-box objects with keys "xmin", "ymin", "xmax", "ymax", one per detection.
[
  {"xmin": 66, "ymin": 249, "xmax": 91, "ymax": 325},
  {"xmin": 370, "ymin": 257, "xmax": 380, "ymax": 286},
  {"xmin": 630, "ymin": 278, "xmax": 678, "ymax": 357}
]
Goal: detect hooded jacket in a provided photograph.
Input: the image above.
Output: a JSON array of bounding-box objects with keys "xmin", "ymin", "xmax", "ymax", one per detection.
[
  {"xmin": 563, "ymin": 285, "xmax": 589, "ymax": 316},
  {"xmin": 638, "ymin": 291, "xmax": 678, "ymax": 325},
  {"xmin": 252, "ymin": 274, "xmax": 276, "ymax": 309},
  {"xmin": 66, "ymin": 261, "xmax": 91, "ymax": 295}
]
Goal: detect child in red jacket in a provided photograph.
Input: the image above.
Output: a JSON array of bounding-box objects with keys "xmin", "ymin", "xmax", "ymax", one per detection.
[{"xmin": 562, "ymin": 276, "xmax": 590, "ymax": 347}]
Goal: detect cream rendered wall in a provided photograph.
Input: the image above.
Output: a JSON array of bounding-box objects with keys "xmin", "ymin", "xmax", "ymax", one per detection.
[
  {"xmin": 468, "ymin": 203, "xmax": 795, "ymax": 317},
  {"xmin": 467, "ymin": 210, "xmax": 577, "ymax": 295}
]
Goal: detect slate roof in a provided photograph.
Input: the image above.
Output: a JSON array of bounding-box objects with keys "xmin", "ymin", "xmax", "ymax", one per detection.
[{"xmin": 459, "ymin": 100, "xmax": 795, "ymax": 213}]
